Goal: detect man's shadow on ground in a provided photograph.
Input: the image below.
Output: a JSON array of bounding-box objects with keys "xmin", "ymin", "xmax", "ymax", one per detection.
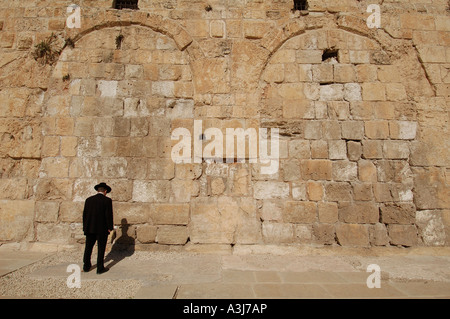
[{"xmin": 104, "ymin": 218, "xmax": 135, "ymax": 270}]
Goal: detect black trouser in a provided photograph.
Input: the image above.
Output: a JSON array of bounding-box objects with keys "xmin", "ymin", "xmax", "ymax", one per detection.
[{"xmin": 83, "ymin": 233, "xmax": 108, "ymax": 271}]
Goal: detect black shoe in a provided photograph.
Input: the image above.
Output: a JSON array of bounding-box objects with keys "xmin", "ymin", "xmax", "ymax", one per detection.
[
  {"xmin": 97, "ymin": 267, "xmax": 109, "ymax": 274},
  {"xmin": 83, "ymin": 265, "xmax": 92, "ymax": 272}
]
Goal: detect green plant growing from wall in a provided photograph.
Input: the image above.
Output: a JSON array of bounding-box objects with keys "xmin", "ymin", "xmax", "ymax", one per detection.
[
  {"xmin": 115, "ymin": 34, "xmax": 124, "ymax": 49},
  {"xmin": 32, "ymin": 33, "xmax": 60, "ymax": 65}
]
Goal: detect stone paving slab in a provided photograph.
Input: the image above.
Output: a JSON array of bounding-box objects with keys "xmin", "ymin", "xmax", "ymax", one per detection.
[
  {"xmin": 1, "ymin": 246, "xmax": 450, "ymax": 299},
  {"xmin": 176, "ymin": 283, "xmax": 256, "ymax": 299},
  {"xmin": 134, "ymin": 284, "xmax": 179, "ymax": 299},
  {"xmin": 389, "ymin": 281, "xmax": 450, "ymax": 298},
  {"xmin": 0, "ymin": 251, "xmax": 51, "ymax": 277}
]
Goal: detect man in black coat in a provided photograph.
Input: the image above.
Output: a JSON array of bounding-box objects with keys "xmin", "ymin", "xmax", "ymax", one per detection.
[{"xmin": 83, "ymin": 182, "xmax": 114, "ymax": 274}]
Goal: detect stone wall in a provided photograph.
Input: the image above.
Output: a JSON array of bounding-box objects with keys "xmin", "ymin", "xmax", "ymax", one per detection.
[{"xmin": 0, "ymin": 0, "xmax": 449, "ymax": 248}]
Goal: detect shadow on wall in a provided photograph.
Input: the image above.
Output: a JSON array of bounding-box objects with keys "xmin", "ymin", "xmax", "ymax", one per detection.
[{"xmin": 104, "ymin": 218, "xmax": 135, "ymax": 269}]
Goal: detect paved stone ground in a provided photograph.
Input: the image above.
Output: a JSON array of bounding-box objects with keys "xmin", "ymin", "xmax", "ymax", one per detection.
[{"xmin": 1, "ymin": 243, "xmax": 449, "ymax": 299}]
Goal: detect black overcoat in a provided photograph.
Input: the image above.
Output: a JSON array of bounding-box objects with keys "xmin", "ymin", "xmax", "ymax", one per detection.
[{"xmin": 83, "ymin": 193, "xmax": 114, "ymax": 235}]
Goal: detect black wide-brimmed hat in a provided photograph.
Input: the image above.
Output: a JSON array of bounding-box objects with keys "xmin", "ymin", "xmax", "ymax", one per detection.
[{"xmin": 94, "ymin": 182, "xmax": 112, "ymax": 193}]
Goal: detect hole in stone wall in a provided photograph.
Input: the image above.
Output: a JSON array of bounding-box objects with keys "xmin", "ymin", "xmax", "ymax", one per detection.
[
  {"xmin": 113, "ymin": 0, "xmax": 139, "ymax": 10},
  {"xmin": 322, "ymin": 48, "xmax": 339, "ymax": 63},
  {"xmin": 293, "ymin": 0, "xmax": 308, "ymax": 11}
]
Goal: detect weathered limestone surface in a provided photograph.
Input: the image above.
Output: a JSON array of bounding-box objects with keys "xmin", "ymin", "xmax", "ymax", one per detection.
[
  {"xmin": 0, "ymin": 0, "xmax": 449, "ymax": 248},
  {"xmin": 0, "ymin": 200, "xmax": 35, "ymax": 242}
]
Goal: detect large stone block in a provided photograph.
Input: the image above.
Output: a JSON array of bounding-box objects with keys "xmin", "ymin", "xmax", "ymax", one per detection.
[
  {"xmin": 362, "ymin": 140, "xmax": 383, "ymax": 159},
  {"xmin": 334, "ymin": 64, "xmax": 356, "ymax": 83},
  {"xmin": 132, "ymin": 180, "xmax": 171, "ymax": 202},
  {"xmin": 318, "ymin": 202, "xmax": 338, "ymax": 223},
  {"xmin": 352, "ymin": 183, "xmax": 373, "ymax": 201},
  {"xmin": 253, "ymin": 181, "xmax": 289, "ymax": 199},
  {"xmin": 311, "ymin": 140, "xmax": 328, "ymax": 159},
  {"xmin": 35, "ymin": 223, "xmax": 73, "ymax": 244},
  {"xmin": 369, "ymin": 223, "xmax": 390, "ymax": 246},
  {"xmin": 0, "ymin": 178, "xmax": 27, "ymax": 200},
  {"xmin": 380, "ymin": 203, "xmax": 416, "ymax": 224},
  {"xmin": 147, "ymin": 159, "xmax": 175, "ymax": 180},
  {"xmin": 235, "ymin": 214, "xmax": 262, "ymax": 244},
  {"xmin": 114, "ymin": 202, "xmax": 153, "ymax": 224},
  {"xmin": 261, "ymin": 200, "xmax": 284, "ymax": 222},
  {"xmin": 231, "ymin": 41, "xmax": 269, "ymax": 91},
  {"xmin": 136, "ymin": 224, "xmax": 157, "ymax": 244},
  {"xmin": 152, "ymin": 203, "xmax": 189, "ymax": 225},
  {"xmin": 338, "ymin": 201, "xmax": 379, "ymax": 224},
  {"xmin": 304, "ymin": 121, "xmax": 322, "ymax": 139},
  {"xmin": 192, "ymin": 58, "xmax": 230, "ymax": 94},
  {"xmin": 296, "ymin": 50, "xmax": 323, "ymax": 64},
  {"xmin": 383, "ymin": 141, "xmax": 410, "ymax": 159},
  {"xmin": 171, "ymin": 179, "xmax": 200, "ymax": 202},
  {"xmin": 59, "ymin": 201, "xmax": 84, "ymax": 223},
  {"xmin": 312, "ymin": 64, "xmax": 333, "ymax": 83},
  {"xmin": 243, "ymin": 20, "xmax": 270, "ymax": 39},
  {"xmin": 319, "ymin": 84, "xmax": 344, "ymax": 101},
  {"xmin": 41, "ymin": 157, "xmax": 70, "ymax": 178},
  {"xmin": 344, "ymin": 83, "xmax": 362, "ymax": 101},
  {"xmin": 283, "ymin": 201, "xmax": 317, "ymax": 223},
  {"xmin": 347, "ymin": 141, "xmax": 362, "ymax": 161},
  {"xmin": 413, "ymin": 167, "xmax": 450, "ymax": 210},
  {"xmin": 77, "ymin": 136, "xmax": 101, "ymax": 157},
  {"xmin": 294, "ymin": 224, "xmax": 313, "ymax": 243},
  {"xmin": 300, "ymin": 160, "xmax": 332, "ymax": 180},
  {"xmin": 358, "ymin": 160, "xmax": 377, "ymax": 182},
  {"xmin": 104, "ymin": 179, "xmax": 133, "ymax": 202},
  {"xmin": 230, "ymin": 167, "xmax": 250, "ymax": 196},
  {"xmin": 136, "ymin": 225, "xmax": 158, "ymax": 244},
  {"xmin": 262, "ymin": 222, "xmax": 294, "ymax": 244},
  {"xmin": 332, "ymin": 161, "xmax": 357, "ymax": 181},
  {"xmin": 281, "ymin": 160, "xmax": 301, "ymax": 181},
  {"xmin": 415, "ymin": 210, "xmax": 446, "ymax": 246},
  {"xmin": 362, "ymin": 82, "xmax": 386, "ymax": 101},
  {"xmin": 341, "ymin": 121, "xmax": 364, "ymax": 140},
  {"xmin": 175, "ymin": 163, "xmax": 203, "ymax": 180},
  {"xmin": 307, "ymin": 181, "xmax": 323, "ymax": 201},
  {"xmin": 328, "ymin": 140, "xmax": 347, "ymax": 160},
  {"xmin": 416, "ymin": 45, "xmax": 446, "ymax": 63},
  {"xmin": 365, "ymin": 121, "xmax": 389, "ymax": 139},
  {"xmin": 324, "ymin": 182, "xmax": 352, "ymax": 202},
  {"xmin": 389, "ymin": 121, "xmax": 417, "ymax": 140},
  {"xmin": 313, "ymin": 223, "xmax": 335, "ymax": 245},
  {"xmin": 388, "ymin": 224, "xmax": 418, "ymax": 247},
  {"xmin": 35, "ymin": 201, "xmax": 60, "ymax": 222},
  {"xmin": 210, "ymin": 177, "xmax": 226, "ymax": 195},
  {"xmin": 190, "ymin": 197, "xmax": 237, "ymax": 244},
  {"xmin": 60, "ymin": 136, "xmax": 78, "ymax": 157},
  {"xmin": 35, "ymin": 178, "xmax": 73, "ymax": 201},
  {"xmin": 73, "ymin": 179, "xmax": 99, "ymax": 202},
  {"xmin": 0, "ymin": 200, "xmax": 35, "ymax": 241},
  {"xmin": 336, "ymin": 224, "xmax": 370, "ymax": 247},
  {"xmin": 0, "ymin": 119, "xmax": 42, "ymax": 159},
  {"xmin": 289, "ymin": 140, "xmax": 310, "ymax": 159},
  {"xmin": 156, "ymin": 225, "xmax": 188, "ymax": 245}
]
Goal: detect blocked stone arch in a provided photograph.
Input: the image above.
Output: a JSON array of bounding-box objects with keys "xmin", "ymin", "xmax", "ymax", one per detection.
[
  {"xmin": 65, "ymin": 10, "xmax": 197, "ymax": 53},
  {"xmin": 256, "ymin": 24, "xmax": 432, "ymax": 247},
  {"xmin": 36, "ymin": 23, "xmax": 198, "ymax": 245}
]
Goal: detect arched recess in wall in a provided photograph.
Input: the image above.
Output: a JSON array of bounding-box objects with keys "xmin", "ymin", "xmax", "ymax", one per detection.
[
  {"xmin": 36, "ymin": 22, "xmax": 197, "ymax": 245},
  {"xmin": 256, "ymin": 25, "xmax": 433, "ymax": 246}
]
